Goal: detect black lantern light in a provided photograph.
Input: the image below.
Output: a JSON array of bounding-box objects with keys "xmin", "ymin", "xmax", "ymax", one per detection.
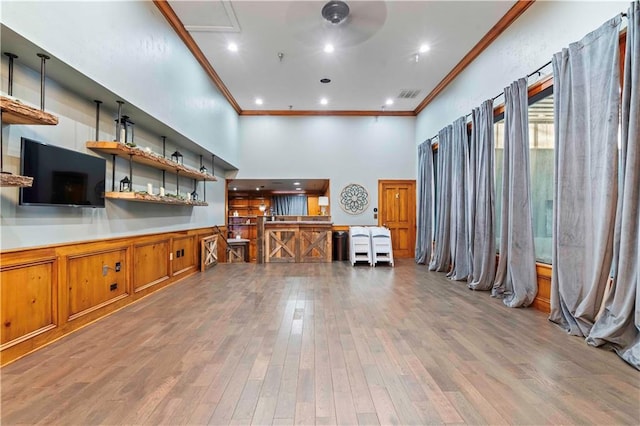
[
  {"xmin": 119, "ymin": 176, "xmax": 131, "ymax": 192},
  {"xmin": 191, "ymin": 190, "xmax": 198, "ymax": 201},
  {"xmin": 171, "ymin": 150, "xmax": 183, "ymax": 165}
]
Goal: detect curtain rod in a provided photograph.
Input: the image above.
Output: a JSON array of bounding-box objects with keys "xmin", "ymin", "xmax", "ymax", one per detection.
[{"xmin": 426, "ymin": 9, "xmax": 627, "ymax": 144}]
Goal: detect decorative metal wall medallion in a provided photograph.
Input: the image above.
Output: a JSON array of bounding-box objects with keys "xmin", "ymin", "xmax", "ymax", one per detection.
[{"xmin": 339, "ymin": 183, "xmax": 369, "ymax": 215}]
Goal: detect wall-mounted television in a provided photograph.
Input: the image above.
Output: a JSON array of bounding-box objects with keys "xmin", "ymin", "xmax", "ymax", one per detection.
[{"xmin": 20, "ymin": 138, "xmax": 106, "ymax": 208}]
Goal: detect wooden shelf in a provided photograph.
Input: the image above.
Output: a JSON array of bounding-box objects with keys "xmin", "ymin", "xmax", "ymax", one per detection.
[
  {"xmin": 105, "ymin": 191, "xmax": 208, "ymax": 206},
  {"xmin": 0, "ymin": 173, "xmax": 34, "ymax": 187},
  {"xmin": 229, "ymin": 215, "xmax": 258, "ymax": 218},
  {"xmin": 1, "ymin": 96, "xmax": 59, "ymax": 125},
  {"xmin": 86, "ymin": 141, "xmax": 217, "ymax": 181},
  {"xmin": 229, "ymin": 223, "xmax": 256, "ymax": 226}
]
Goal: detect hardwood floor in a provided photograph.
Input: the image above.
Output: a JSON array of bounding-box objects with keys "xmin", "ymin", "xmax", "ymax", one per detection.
[{"xmin": 1, "ymin": 260, "xmax": 638, "ymax": 425}]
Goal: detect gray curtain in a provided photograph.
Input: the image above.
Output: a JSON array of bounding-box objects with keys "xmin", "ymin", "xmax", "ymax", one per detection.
[
  {"xmin": 448, "ymin": 117, "xmax": 471, "ymax": 281},
  {"xmin": 587, "ymin": 4, "xmax": 639, "ymax": 370},
  {"xmin": 429, "ymin": 126, "xmax": 453, "ymax": 272},
  {"xmin": 492, "ymin": 78, "xmax": 537, "ymax": 307},
  {"xmin": 468, "ymin": 100, "xmax": 496, "ymax": 291},
  {"xmin": 415, "ymin": 139, "xmax": 434, "ymax": 264},
  {"xmin": 550, "ymin": 16, "xmax": 621, "ymax": 335},
  {"xmin": 272, "ymin": 195, "xmax": 308, "ymax": 215}
]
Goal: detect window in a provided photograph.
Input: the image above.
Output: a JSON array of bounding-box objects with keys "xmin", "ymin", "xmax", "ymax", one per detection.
[
  {"xmin": 528, "ymin": 89, "xmax": 554, "ymax": 263},
  {"xmin": 493, "ymin": 86, "xmax": 554, "ymax": 264}
]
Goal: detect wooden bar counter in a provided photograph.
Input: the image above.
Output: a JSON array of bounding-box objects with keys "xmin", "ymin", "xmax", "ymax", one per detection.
[{"xmin": 257, "ymin": 216, "xmax": 332, "ymax": 263}]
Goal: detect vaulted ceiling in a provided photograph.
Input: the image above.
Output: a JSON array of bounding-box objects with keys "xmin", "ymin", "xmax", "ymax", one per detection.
[{"xmin": 161, "ymin": 0, "xmax": 529, "ymax": 115}]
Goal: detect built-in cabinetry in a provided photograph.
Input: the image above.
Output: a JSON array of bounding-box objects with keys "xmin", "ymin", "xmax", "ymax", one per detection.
[
  {"xmin": 87, "ymin": 141, "xmax": 216, "ymax": 206},
  {"xmin": 228, "ymin": 194, "xmax": 271, "ymax": 262},
  {"xmin": 0, "ymin": 226, "xmax": 220, "ymax": 366},
  {"xmin": 0, "ymin": 95, "xmax": 59, "ymax": 187}
]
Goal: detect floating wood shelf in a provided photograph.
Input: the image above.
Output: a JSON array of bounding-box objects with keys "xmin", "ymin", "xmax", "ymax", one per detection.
[
  {"xmin": 86, "ymin": 141, "xmax": 217, "ymax": 181},
  {"xmin": 0, "ymin": 173, "xmax": 34, "ymax": 187},
  {"xmin": 0, "ymin": 96, "xmax": 59, "ymax": 125},
  {"xmin": 105, "ymin": 191, "xmax": 208, "ymax": 206}
]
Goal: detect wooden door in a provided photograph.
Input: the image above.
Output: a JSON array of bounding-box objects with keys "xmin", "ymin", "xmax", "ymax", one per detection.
[{"xmin": 378, "ymin": 180, "xmax": 416, "ymax": 258}]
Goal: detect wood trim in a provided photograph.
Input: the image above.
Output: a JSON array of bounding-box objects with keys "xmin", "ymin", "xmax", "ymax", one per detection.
[
  {"xmin": 414, "ymin": 0, "xmax": 536, "ymax": 115},
  {"xmin": 240, "ymin": 110, "xmax": 416, "ymax": 117},
  {"xmin": 153, "ymin": 0, "xmax": 241, "ymax": 114},
  {"xmin": 493, "ymin": 73, "xmax": 553, "ymax": 117},
  {"xmin": 533, "ymin": 262, "xmax": 552, "ymax": 313}
]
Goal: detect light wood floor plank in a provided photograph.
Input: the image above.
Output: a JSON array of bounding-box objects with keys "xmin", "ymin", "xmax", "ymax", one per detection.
[{"xmin": 1, "ymin": 260, "xmax": 638, "ymax": 425}]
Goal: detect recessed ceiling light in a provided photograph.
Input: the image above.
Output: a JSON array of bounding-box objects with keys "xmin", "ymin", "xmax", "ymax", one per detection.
[
  {"xmin": 324, "ymin": 44, "xmax": 335, "ymax": 53},
  {"xmin": 385, "ymin": 98, "xmax": 394, "ymax": 105},
  {"xmin": 233, "ymin": 187, "xmax": 237, "ymax": 191},
  {"xmin": 320, "ymin": 98, "xmax": 328, "ymax": 105},
  {"xmin": 419, "ymin": 44, "xmax": 430, "ymax": 53},
  {"xmin": 320, "ymin": 78, "xmax": 331, "ymax": 84},
  {"xmin": 227, "ymin": 42, "xmax": 238, "ymax": 52},
  {"xmin": 296, "ymin": 187, "xmax": 302, "ymax": 191},
  {"xmin": 293, "ymin": 182, "xmax": 300, "ymax": 185},
  {"xmin": 256, "ymin": 187, "xmax": 260, "ymax": 191},
  {"xmin": 255, "ymin": 98, "xmax": 263, "ymax": 105}
]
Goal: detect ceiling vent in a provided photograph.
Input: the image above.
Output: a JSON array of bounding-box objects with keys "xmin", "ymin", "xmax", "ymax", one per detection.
[
  {"xmin": 322, "ymin": 1, "xmax": 350, "ymax": 24},
  {"xmin": 397, "ymin": 89, "xmax": 421, "ymax": 99}
]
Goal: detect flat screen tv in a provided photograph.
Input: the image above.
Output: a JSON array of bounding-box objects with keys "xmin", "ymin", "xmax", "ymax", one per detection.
[{"xmin": 20, "ymin": 138, "xmax": 106, "ymax": 208}]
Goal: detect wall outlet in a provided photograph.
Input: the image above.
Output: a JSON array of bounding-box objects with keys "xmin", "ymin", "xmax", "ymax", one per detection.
[
  {"xmin": 115, "ymin": 262, "xmax": 121, "ymax": 272},
  {"xmin": 102, "ymin": 265, "xmax": 108, "ymax": 277},
  {"xmin": 176, "ymin": 250, "xmax": 181, "ymax": 258},
  {"xmin": 170, "ymin": 252, "xmax": 173, "ymax": 260},
  {"xmin": 109, "ymin": 283, "xmax": 117, "ymax": 291}
]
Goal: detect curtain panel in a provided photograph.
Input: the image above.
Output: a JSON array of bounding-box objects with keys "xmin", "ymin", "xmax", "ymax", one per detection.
[
  {"xmin": 429, "ymin": 126, "xmax": 453, "ymax": 272},
  {"xmin": 468, "ymin": 100, "xmax": 497, "ymax": 291},
  {"xmin": 272, "ymin": 195, "xmax": 308, "ymax": 216},
  {"xmin": 492, "ymin": 78, "xmax": 538, "ymax": 307},
  {"xmin": 587, "ymin": 3, "xmax": 640, "ymax": 370},
  {"xmin": 550, "ymin": 16, "xmax": 621, "ymax": 335},
  {"xmin": 448, "ymin": 117, "xmax": 471, "ymax": 281},
  {"xmin": 415, "ymin": 139, "xmax": 435, "ymax": 264}
]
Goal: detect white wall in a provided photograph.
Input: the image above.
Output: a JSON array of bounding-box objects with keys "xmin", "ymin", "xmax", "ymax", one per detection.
[
  {"xmin": 416, "ymin": 0, "xmax": 629, "ymax": 142},
  {"xmin": 0, "ymin": 1, "xmax": 232, "ymax": 250},
  {"xmin": 238, "ymin": 116, "xmax": 416, "ymax": 225},
  {"xmin": 1, "ymin": 0, "xmax": 239, "ymax": 166}
]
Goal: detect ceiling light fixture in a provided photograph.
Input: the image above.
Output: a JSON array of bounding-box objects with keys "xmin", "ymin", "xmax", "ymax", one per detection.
[
  {"xmin": 320, "ymin": 98, "xmax": 328, "ymax": 105},
  {"xmin": 227, "ymin": 42, "xmax": 238, "ymax": 52},
  {"xmin": 294, "ymin": 182, "xmax": 300, "ymax": 185},
  {"xmin": 419, "ymin": 44, "xmax": 430, "ymax": 53},
  {"xmin": 385, "ymin": 98, "xmax": 394, "ymax": 105},
  {"xmin": 322, "ymin": 1, "xmax": 350, "ymax": 24},
  {"xmin": 324, "ymin": 44, "xmax": 335, "ymax": 53},
  {"xmin": 296, "ymin": 187, "xmax": 302, "ymax": 191},
  {"xmin": 320, "ymin": 78, "xmax": 331, "ymax": 84},
  {"xmin": 255, "ymin": 98, "xmax": 263, "ymax": 105}
]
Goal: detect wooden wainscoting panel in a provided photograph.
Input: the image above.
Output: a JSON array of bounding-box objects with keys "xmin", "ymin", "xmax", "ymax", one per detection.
[
  {"xmin": 299, "ymin": 227, "xmax": 332, "ymax": 263},
  {"xmin": 134, "ymin": 240, "xmax": 170, "ymax": 292},
  {"xmin": 1, "ymin": 258, "xmax": 57, "ymax": 349},
  {"xmin": 265, "ymin": 228, "xmax": 297, "ymax": 263},
  {"xmin": 67, "ymin": 249, "xmax": 129, "ymax": 321},
  {"xmin": 172, "ymin": 235, "xmax": 196, "ymax": 276},
  {"xmin": 534, "ymin": 263, "xmax": 552, "ymax": 313}
]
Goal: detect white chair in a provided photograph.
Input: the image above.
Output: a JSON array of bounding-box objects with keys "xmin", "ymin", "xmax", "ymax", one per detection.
[
  {"xmin": 349, "ymin": 226, "xmax": 372, "ymax": 266},
  {"xmin": 370, "ymin": 226, "xmax": 394, "ymax": 267}
]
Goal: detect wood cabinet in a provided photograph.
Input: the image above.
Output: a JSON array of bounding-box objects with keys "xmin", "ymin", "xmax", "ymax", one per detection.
[
  {"xmin": 0, "ymin": 95, "xmax": 59, "ymax": 187},
  {"xmin": 87, "ymin": 141, "xmax": 215, "ymax": 206},
  {"xmin": 228, "ymin": 194, "xmax": 270, "ymax": 262},
  {"xmin": 0, "ymin": 227, "xmax": 215, "ymax": 366}
]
